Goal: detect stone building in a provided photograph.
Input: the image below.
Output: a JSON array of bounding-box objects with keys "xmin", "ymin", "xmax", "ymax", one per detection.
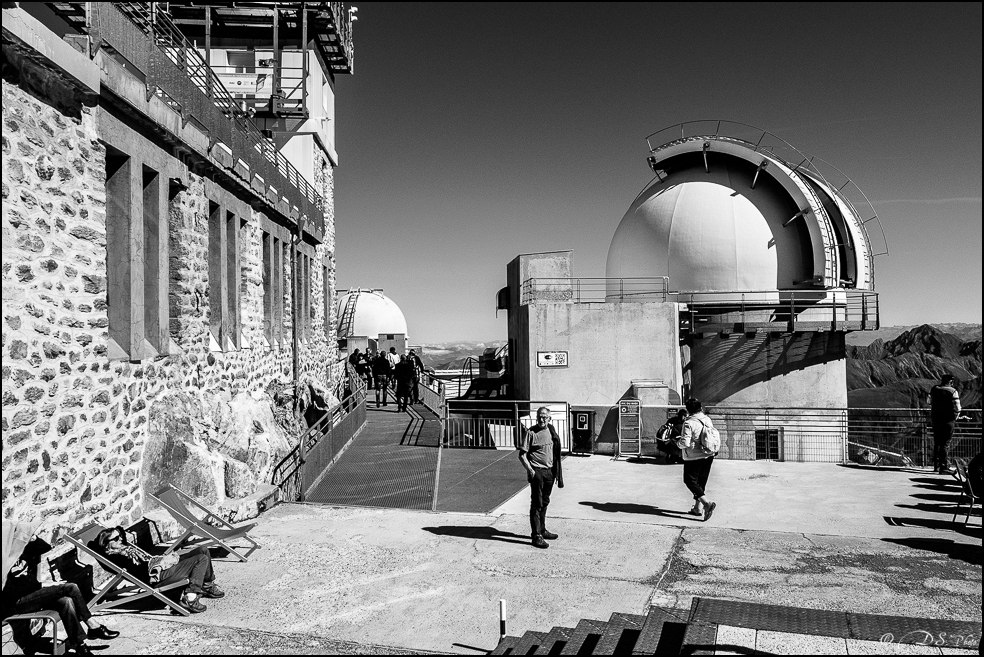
[{"xmin": 2, "ymin": 2, "xmax": 355, "ymax": 538}]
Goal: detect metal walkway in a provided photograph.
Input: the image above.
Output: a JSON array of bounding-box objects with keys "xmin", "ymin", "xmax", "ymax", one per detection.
[{"xmin": 304, "ymin": 403, "xmax": 530, "ymax": 513}]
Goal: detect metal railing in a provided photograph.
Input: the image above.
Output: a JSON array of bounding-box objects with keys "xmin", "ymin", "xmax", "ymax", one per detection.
[
  {"xmin": 621, "ymin": 405, "xmax": 981, "ymax": 465},
  {"xmin": 444, "ymin": 400, "xmax": 571, "ymax": 450},
  {"xmin": 89, "ymin": 2, "xmax": 325, "ymax": 237},
  {"xmin": 416, "ymin": 373, "xmax": 446, "ymax": 416},
  {"xmin": 522, "ymin": 277, "xmax": 671, "ymax": 304},
  {"xmin": 271, "ymin": 384, "xmax": 367, "ymax": 501},
  {"xmin": 678, "ymin": 289, "xmax": 880, "ymax": 333},
  {"xmin": 645, "ymin": 120, "xmax": 889, "ymax": 265}
]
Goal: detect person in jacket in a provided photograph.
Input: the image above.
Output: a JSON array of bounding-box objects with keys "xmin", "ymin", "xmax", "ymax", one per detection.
[
  {"xmin": 675, "ymin": 397, "xmax": 717, "ymax": 521},
  {"xmin": 372, "ymin": 351, "xmax": 392, "ymax": 407},
  {"xmin": 3, "ymin": 526, "xmax": 119, "ymax": 656},
  {"xmin": 393, "ymin": 354, "xmax": 415, "ymax": 412},
  {"xmin": 517, "ymin": 407, "xmax": 565, "ymax": 548},
  {"xmin": 92, "ymin": 527, "xmax": 224, "ymax": 614},
  {"xmin": 928, "ymin": 374, "xmax": 970, "ymax": 474}
]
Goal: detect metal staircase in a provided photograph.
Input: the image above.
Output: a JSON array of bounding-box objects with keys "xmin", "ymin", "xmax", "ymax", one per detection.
[{"xmin": 337, "ymin": 292, "xmax": 359, "ymax": 338}]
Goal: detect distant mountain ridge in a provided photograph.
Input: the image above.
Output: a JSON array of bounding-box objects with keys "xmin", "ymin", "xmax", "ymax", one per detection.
[
  {"xmin": 417, "ymin": 341, "xmax": 505, "ymax": 370},
  {"xmin": 847, "ymin": 324, "xmax": 982, "ymax": 409}
]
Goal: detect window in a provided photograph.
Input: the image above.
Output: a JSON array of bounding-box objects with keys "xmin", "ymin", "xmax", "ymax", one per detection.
[
  {"xmin": 104, "ymin": 146, "xmax": 167, "ymax": 359},
  {"xmin": 208, "ymin": 202, "xmax": 240, "ymax": 350}
]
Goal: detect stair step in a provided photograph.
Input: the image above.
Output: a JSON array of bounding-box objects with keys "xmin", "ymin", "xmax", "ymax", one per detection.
[
  {"xmin": 680, "ymin": 621, "xmax": 718, "ymax": 656},
  {"xmin": 559, "ymin": 618, "xmax": 608, "ymax": 655},
  {"xmin": 490, "ymin": 635, "xmax": 523, "ymax": 655},
  {"xmin": 593, "ymin": 612, "xmax": 647, "ymax": 654},
  {"xmin": 533, "ymin": 626, "xmax": 575, "ymax": 656},
  {"xmin": 634, "ymin": 607, "xmax": 689, "ymax": 655},
  {"xmin": 510, "ymin": 630, "xmax": 549, "ymax": 656}
]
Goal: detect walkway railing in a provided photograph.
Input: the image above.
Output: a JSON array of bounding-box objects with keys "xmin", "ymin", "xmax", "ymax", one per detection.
[
  {"xmin": 444, "ymin": 400, "xmax": 571, "ymax": 450},
  {"xmin": 522, "ymin": 277, "xmax": 670, "ymax": 304},
  {"xmin": 417, "ymin": 372, "xmax": 446, "ymax": 416},
  {"xmin": 89, "ymin": 2, "xmax": 325, "ymax": 237},
  {"xmin": 271, "ymin": 384, "xmax": 367, "ymax": 502}
]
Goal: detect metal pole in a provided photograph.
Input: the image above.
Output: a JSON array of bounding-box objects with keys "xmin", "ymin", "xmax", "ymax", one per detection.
[
  {"xmin": 204, "ymin": 6, "xmax": 212, "ymax": 99},
  {"xmin": 300, "ymin": 3, "xmax": 308, "ymax": 116},
  {"xmin": 272, "ymin": 6, "xmax": 281, "ymax": 114},
  {"xmin": 513, "ymin": 403, "xmax": 520, "ymax": 449},
  {"xmin": 292, "ymin": 230, "xmax": 304, "ymax": 500},
  {"xmin": 499, "ymin": 600, "xmax": 507, "ymax": 641}
]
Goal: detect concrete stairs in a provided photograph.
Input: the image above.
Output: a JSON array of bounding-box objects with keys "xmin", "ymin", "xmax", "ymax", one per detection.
[
  {"xmin": 490, "ymin": 596, "xmax": 982, "ymax": 655},
  {"xmin": 492, "ymin": 606, "xmax": 700, "ymax": 656}
]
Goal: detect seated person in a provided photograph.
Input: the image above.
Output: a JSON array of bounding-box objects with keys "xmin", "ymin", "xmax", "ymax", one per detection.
[
  {"xmin": 655, "ymin": 409, "xmax": 688, "ymax": 464},
  {"xmin": 3, "ymin": 532, "xmax": 119, "ymax": 656},
  {"xmin": 92, "ymin": 527, "xmax": 224, "ymax": 614}
]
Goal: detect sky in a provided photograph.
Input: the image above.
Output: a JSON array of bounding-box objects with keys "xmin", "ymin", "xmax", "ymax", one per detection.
[{"xmin": 332, "ymin": 2, "xmax": 983, "ymax": 344}]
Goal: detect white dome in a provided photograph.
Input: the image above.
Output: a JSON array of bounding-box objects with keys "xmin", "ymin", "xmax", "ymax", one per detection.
[
  {"xmin": 336, "ymin": 289, "xmax": 408, "ymax": 338},
  {"xmin": 607, "ymin": 180, "xmax": 779, "ymax": 292}
]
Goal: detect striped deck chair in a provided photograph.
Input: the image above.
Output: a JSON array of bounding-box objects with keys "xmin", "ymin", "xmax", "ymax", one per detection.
[
  {"xmin": 151, "ymin": 485, "xmax": 259, "ymax": 562},
  {"xmin": 64, "ymin": 523, "xmax": 190, "ymax": 616}
]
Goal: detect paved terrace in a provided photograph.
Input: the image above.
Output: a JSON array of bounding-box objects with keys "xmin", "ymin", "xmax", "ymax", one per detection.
[{"xmin": 81, "ymin": 408, "xmax": 980, "ymax": 654}]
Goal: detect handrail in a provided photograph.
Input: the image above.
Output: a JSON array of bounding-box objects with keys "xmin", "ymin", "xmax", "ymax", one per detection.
[{"xmin": 521, "ymin": 277, "xmax": 670, "ymax": 304}]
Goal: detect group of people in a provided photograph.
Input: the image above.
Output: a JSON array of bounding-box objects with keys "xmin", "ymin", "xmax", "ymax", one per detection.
[
  {"xmin": 348, "ymin": 347, "xmax": 426, "ymax": 412},
  {"xmin": 516, "ymin": 398, "xmax": 720, "ymax": 549},
  {"xmin": 2, "ymin": 523, "xmax": 226, "ymax": 655}
]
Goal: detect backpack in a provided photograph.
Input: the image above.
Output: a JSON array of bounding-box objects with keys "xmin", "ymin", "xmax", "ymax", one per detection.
[
  {"xmin": 696, "ymin": 417, "xmax": 720, "ymax": 455},
  {"xmin": 656, "ymin": 422, "xmax": 672, "ymax": 441}
]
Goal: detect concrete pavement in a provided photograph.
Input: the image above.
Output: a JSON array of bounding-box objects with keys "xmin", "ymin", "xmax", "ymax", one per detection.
[{"xmin": 78, "ymin": 456, "xmax": 981, "ymax": 655}]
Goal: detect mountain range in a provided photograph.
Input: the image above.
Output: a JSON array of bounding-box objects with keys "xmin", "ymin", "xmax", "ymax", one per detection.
[{"xmin": 847, "ymin": 324, "xmax": 982, "ymax": 409}]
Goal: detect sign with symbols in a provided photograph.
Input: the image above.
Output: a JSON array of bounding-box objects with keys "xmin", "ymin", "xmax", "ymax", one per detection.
[
  {"xmin": 618, "ymin": 399, "xmax": 642, "ymax": 456},
  {"xmin": 536, "ymin": 351, "xmax": 569, "ymax": 368}
]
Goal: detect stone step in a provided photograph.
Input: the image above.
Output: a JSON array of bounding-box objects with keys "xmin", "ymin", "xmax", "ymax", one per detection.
[
  {"xmin": 533, "ymin": 626, "xmax": 575, "ymax": 656},
  {"xmin": 634, "ymin": 607, "xmax": 688, "ymax": 655},
  {"xmin": 680, "ymin": 621, "xmax": 718, "ymax": 656},
  {"xmin": 593, "ymin": 611, "xmax": 647, "ymax": 654},
  {"xmin": 490, "ymin": 635, "xmax": 522, "ymax": 655},
  {"xmin": 510, "ymin": 630, "xmax": 549, "ymax": 656},
  {"xmin": 558, "ymin": 618, "xmax": 608, "ymax": 655}
]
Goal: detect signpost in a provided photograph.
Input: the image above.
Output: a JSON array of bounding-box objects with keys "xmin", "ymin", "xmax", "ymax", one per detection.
[{"xmin": 617, "ymin": 399, "xmax": 641, "ymax": 457}]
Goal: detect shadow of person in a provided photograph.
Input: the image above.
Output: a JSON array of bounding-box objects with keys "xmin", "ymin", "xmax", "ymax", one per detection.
[
  {"xmin": 422, "ymin": 525, "xmax": 531, "ymax": 545},
  {"xmin": 578, "ymin": 501, "xmax": 702, "ymax": 520},
  {"xmin": 882, "ymin": 536, "xmax": 983, "ymax": 566},
  {"xmin": 883, "ymin": 515, "xmax": 982, "ymax": 538}
]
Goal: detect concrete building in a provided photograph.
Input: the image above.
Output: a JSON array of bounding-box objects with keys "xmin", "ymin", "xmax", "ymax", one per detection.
[
  {"xmin": 336, "ymin": 288, "xmax": 410, "ymax": 356},
  {"xmin": 1, "ymin": 2, "xmax": 355, "ymax": 536},
  {"xmin": 502, "ymin": 122, "xmax": 884, "ymax": 461}
]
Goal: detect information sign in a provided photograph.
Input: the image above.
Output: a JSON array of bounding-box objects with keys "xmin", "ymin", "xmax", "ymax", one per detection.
[
  {"xmin": 536, "ymin": 351, "xmax": 568, "ymax": 368},
  {"xmin": 618, "ymin": 399, "xmax": 642, "ymax": 457}
]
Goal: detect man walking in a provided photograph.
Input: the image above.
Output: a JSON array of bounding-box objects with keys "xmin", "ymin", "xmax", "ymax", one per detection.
[
  {"xmin": 408, "ymin": 349, "xmax": 425, "ymax": 404},
  {"xmin": 676, "ymin": 397, "xmax": 717, "ymax": 521},
  {"xmin": 518, "ymin": 407, "xmax": 564, "ymax": 549},
  {"xmin": 372, "ymin": 351, "xmax": 392, "ymax": 407},
  {"xmin": 928, "ymin": 374, "xmax": 969, "ymax": 474}
]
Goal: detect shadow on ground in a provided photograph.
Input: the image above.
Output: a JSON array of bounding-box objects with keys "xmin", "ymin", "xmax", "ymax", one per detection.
[
  {"xmin": 421, "ymin": 525, "xmax": 530, "ymax": 545},
  {"xmin": 579, "ymin": 501, "xmax": 703, "ymax": 521}
]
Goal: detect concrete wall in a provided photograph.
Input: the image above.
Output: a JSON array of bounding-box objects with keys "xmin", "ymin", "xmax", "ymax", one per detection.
[{"xmin": 1, "ymin": 12, "xmax": 342, "ymax": 539}]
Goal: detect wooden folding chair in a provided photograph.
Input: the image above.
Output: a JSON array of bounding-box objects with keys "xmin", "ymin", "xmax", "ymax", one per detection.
[
  {"xmin": 151, "ymin": 484, "xmax": 259, "ymax": 562},
  {"xmin": 951, "ymin": 461, "xmax": 982, "ymax": 526},
  {"xmin": 63, "ymin": 523, "xmax": 190, "ymax": 617}
]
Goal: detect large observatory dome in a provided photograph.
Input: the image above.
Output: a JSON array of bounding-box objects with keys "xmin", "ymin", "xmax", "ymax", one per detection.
[
  {"xmin": 336, "ymin": 289, "xmax": 408, "ymax": 338},
  {"xmin": 607, "ymin": 122, "xmax": 881, "ymax": 294}
]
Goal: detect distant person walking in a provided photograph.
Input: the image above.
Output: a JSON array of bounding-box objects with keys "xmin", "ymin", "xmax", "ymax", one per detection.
[
  {"xmin": 518, "ymin": 407, "xmax": 565, "ymax": 549},
  {"xmin": 394, "ymin": 354, "xmax": 415, "ymax": 412},
  {"xmin": 408, "ymin": 349, "xmax": 425, "ymax": 404},
  {"xmin": 372, "ymin": 351, "xmax": 392, "ymax": 407},
  {"xmin": 928, "ymin": 374, "xmax": 970, "ymax": 474},
  {"xmin": 386, "ymin": 346, "xmax": 399, "ymax": 368},
  {"xmin": 675, "ymin": 397, "xmax": 717, "ymax": 521}
]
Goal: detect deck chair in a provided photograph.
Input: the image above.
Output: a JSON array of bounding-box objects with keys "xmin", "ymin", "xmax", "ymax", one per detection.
[
  {"xmin": 151, "ymin": 485, "xmax": 259, "ymax": 562},
  {"xmin": 63, "ymin": 523, "xmax": 190, "ymax": 617},
  {"xmin": 951, "ymin": 460, "xmax": 982, "ymax": 526},
  {"xmin": 2, "ymin": 611, "xmax": 66, "ymax": 656}
]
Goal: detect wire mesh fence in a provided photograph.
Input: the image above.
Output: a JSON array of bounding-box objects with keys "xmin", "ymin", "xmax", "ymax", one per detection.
[{"xmin": 444, "ymin": 401, "xmax": 570, "ymax": 450}]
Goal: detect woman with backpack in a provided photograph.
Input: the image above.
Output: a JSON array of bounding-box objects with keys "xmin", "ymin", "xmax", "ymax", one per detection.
[{"xmin": 675, "ymin": 397, "xmax": 718, "ymax": 521}]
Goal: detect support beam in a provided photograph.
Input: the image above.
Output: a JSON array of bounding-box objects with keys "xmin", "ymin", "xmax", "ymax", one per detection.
[
  {"xmin": 783, "ymin": 210, "xmax": 807, "ymax": 227},
  {"xmin": 751, "ymin": 160, "xmax": 768, "ymax": 189}
]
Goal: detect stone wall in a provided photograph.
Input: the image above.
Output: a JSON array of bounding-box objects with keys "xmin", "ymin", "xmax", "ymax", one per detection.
[{"xmin": 2, "ymin": 68, "xmax": 342, "ymax": 540}]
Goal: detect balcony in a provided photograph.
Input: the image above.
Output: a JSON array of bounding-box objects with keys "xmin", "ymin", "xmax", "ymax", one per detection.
[{"xmin": 48, "ymin": 1, "xmax": 346, "ymax": 241}]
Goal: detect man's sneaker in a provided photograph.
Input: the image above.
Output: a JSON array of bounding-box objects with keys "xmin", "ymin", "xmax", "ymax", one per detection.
[
  {"xmin": 531, "ymin": 535, "xmax": 549, "ymax": 549},
  {"xmin": 178, "ymin": 593, "xmax": 207, "ymax": 614},
  {"xmin": 541, "ymin": 530, "xmax": 559, "ymax": 540},
  {"xmin": 202, "ymin": 583, "xmax": 225, "ymax": 599},
  {"xmin": 688, "ymin": 503, "xmax": 704, "ymax": 516},
  {"xmin": 703, "ymin": 501, "xmax": 717, "ymax": 522}
]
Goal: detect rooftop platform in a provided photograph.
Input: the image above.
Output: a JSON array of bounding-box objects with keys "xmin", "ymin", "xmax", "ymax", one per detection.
[{"xmin": 81, "ymin": 450, "xmax": 979, "ymax": 654}]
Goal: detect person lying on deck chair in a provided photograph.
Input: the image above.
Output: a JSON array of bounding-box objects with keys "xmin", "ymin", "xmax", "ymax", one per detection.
[
  {"xmin": 92, "ymin": 527, "xmax": 224, "ymax": 614},
  {"xmin": 2, "ymin": 524, "xmax": 120, "ymax": 656}
]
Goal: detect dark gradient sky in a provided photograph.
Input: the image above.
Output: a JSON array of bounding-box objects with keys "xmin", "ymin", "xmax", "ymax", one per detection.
[{"xmin": 332, "ymin": 2, "xmax": 982, "ymax": 343}]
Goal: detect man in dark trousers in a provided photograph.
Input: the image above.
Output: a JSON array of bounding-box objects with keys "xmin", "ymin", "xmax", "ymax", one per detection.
[
  {"xmin": 928, "ymin": 374, "xmax": 969, "ymax": 474},
  {"xmin": 676, "ymin": 397, "xmax": 717, "ymax": 521},
  {"xmin": 371, "ymin": 351, "xmax": 392, "ymax": 407},
  {"xmin": 518, "ymin": 406, "xmax": 565, "ymax": 549}
]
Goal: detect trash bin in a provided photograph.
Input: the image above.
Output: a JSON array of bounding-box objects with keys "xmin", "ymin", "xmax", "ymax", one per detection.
[{"xmin": 570, "ymin": 409, "xmax": 595, "ymax": 454}]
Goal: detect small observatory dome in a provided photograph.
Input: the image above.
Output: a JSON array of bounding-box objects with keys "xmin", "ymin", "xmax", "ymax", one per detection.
[
  {"xmin": 336, "ymin": 289, "xmax": 408, "ymax": 338},
  {"xmin": 606, "ymin": 122, "xmax": 880, "ymax": 295}
]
